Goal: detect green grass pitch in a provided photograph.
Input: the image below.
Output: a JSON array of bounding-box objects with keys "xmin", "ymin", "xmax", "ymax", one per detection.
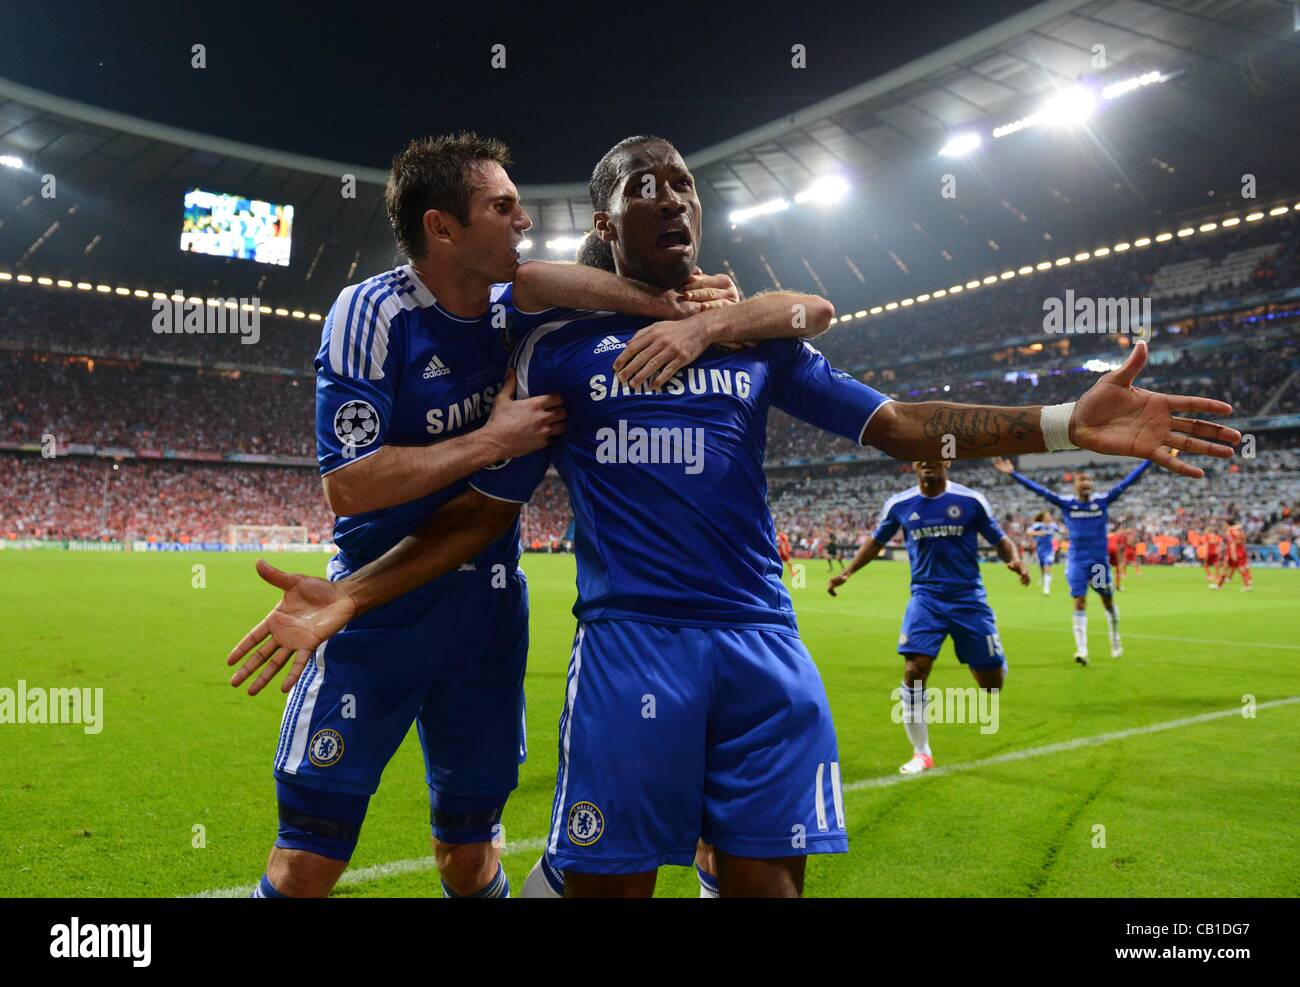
[{"xmin": 1, "ymin": 551, "xmax": 1296, "ymax": 897}]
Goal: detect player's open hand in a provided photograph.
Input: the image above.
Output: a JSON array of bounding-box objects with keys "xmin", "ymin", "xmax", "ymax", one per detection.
[
  {"xmin": 1071, "ymin": 339, "xmax": 1239, "ymax": 478},
  {"xmin": 827, "ymin": 572, "xmax": 851, "ymax": 596},
  {"xmin": 225, "ymin": 560, "xmax": 358, "ymax": 696},
  {"xmin": 992, "ymin": 457, "xmax": 1015, "ymax": 476},
  {"xmin": 1007, "ymin": 559, "xmax": 1031, "ymax": 586}
]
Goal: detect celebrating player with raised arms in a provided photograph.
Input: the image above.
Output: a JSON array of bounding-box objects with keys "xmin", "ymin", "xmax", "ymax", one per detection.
[
  {"xmin": 227, "ymin": 136, "xmax": 1238, "ymax": 898},
  {"xmin": 993, "ymin": 458, "xmax": 1151, "ymax": 664},
  {"xmin": 1026, "ymin": 510, "xmax": 1062, "ymax": 595},
  {"xmin": 827, "ymin": 461, "xmax": 1029, "ymax": 774}
]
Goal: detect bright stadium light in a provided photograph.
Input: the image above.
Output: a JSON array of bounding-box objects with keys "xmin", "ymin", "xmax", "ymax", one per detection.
[
  {"xmin": 517, "ymin": 238, "xmax": 532, "ymax": 251},
  {"xmin": 545, "ymin": 236, "xmax": 583, "ymax": 252},
  {"xmin": 938, "ymin": 133, "xmax": 981, "ymax": 158},
  {"xmin": 729, "ymin": 198, "xmax": 790, "ymax": 224},
  {"xmin": 1101, "ymin": 70, "xmax": 1169, "ymax": 100},
  {"xmin": 794, "ymin": 175, "xmax": 849, "ymax": 205},
  {"xmin": 0, "ymin": 154, "xmax": 23, "ymax": 169},
  {"xmin": 1037, "ymin": 86, "xmax": 1097, "ymax": 128}
]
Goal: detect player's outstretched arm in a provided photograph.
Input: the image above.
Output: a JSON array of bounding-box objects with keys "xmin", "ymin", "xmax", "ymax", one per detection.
[
  {"xmin": 996, "ymin": 536, "xmax": 1031, "ymax": 586},
  {"xmin": 324, "ymin": 371, "xmax": 563, "ymax": 516},
  {"xmin": 1103, "ymin": 460, "xmax": 1152, "ymax": 504},
  {"xmin": 226, "ymin": 490, "xmax": 520, "ymax": 696},
  {"xmin": 615, "ymin": 290, "xmax": 835, "ymax": 389},
  {"xmin": 993, "ymin": 457, "xmax": 1071, "ymax": 508},
  {"xmin": 864, "ymin": 341, "xmax": 1239, "ymax": 478},
  {"xmin": 828, "ymin": 537, "xmax": 885, "ymax": 595},
  {"xmin": 511, "ymin": 259, "xmax": 711, "ymax": 321}
]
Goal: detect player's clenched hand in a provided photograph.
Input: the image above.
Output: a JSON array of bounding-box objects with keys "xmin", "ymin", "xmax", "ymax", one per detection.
[
  {"xmin": 827, "ymin": 572, "xmax": 851, "ymax": 596},
  {"xmin": 1008, "ymin": 559, "xmax": 1031, "ymax": 586},
  {"xmin": 992, "ymin": 457, "xmax": 1015, "ymax": 476},
  {"xmin": 480, "ymin": 369, "xmax": 565, "ymax": 459},
  {"xmin": 1071, "ymin": 339, "xmax": 1239, "ymax": 478},
  {"xmin": 226, "ymin": 560, "xmax": 358, "ymax": 696}
]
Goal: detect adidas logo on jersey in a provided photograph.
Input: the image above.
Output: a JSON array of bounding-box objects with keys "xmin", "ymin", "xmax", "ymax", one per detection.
[
  {"xmin": 423, "ymin": 355, "xmax": 451, "ymax": 379},
  {"xmin": 909, "ymin": 512, "xmax": 922, "ymax": 521},
  {"xmin": 594, "ymin": 335, "xmax": 626, "ymax": 354}
]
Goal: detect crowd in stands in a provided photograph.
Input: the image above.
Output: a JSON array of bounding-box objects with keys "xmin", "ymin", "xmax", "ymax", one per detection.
[{"xmin": 1, "ymin": 209, "xmax": 1297, "ymax": 548}]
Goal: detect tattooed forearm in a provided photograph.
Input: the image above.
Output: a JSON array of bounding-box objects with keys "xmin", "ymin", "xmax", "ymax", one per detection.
[
  {"xmin": 920, "ymin": 406, "xmax": 1038, "ymax": 451},
  {"xmin": 865, "ymin": 401, "xmax": 1046, "ymax": 460}
]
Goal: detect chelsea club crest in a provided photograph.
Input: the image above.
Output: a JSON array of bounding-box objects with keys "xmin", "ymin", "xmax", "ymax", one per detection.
[
  {"xmin": 308, "ymin": 728, "xmax": 345, "ymax": 767},
  {"xmin": 567, "ymin": 801, "xmax": 604, "ymax": 846}
]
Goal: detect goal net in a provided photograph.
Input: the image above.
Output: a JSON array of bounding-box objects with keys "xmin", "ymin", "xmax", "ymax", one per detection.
[{"xmin": 223, "ymin": 524, "xmax": 310, "ymax": 548}]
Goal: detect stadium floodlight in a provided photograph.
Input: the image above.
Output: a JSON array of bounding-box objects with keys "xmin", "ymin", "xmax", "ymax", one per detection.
[
  {"xmin": 1000, "ymin": 271, "xmax": 1015, "ymax": 280},
  {"xmin": 17, "ymin": 274, "xmax": 32, "ymax": 283},
  {"xmin": 1037, "ymin": 86, "xmax": 1097, "ymax": 128},
  {"xmin": 0, "ymin": 154, "xmax": 23, "ymax": 169},
  {"xmin": 1245, "ymin": 212, "xmax": 1264, "ymax": 222},
  {"xmin": 1018, "ymin": 265, "xmax": 1033, "ymax": 275},
  {"xmin": 517, "ymin": 238, "xmax": 532, "ymax": 251},
  {"xmin": 794, "ymin": 175, "xmax": 849, "ymax": 205},
  {"xmin": 1199, "ymin": 222, "xmax": 1217, "ymax": 233},
  {"xmin": 932, "ymin": 290, "xmax": 946, "ymax": 299},
  {"xmin": 1221, "ymin": 217, "xmax": 1240, "ymax": 227},
  {"xmin": 1094, "ymin": 247, "xmax": 1111, "ymax": 257},
  {"xmin": 1074, "ymin": 252, "xmax": 1091, "ymax": 262},
  {"xmin": 854, "ymin": 309, "xmax": 868, "ymax": 318},
  {"xmin": 885, "ymin": 301, "xmax": 898, "ymax": 311},
  {"xmin": 1101, "ymin": 70, "xmax": 1168, "ymax": 101},
  {"xmin": 1083, "ymin": 358, "xmax": 1123, "ymax": 373},
  {"xmin": 1177, "ymin": 227, "xmax": 1195, "ymax": 238},
  {"xmin": 901, "ymin": 298, "xmax": 914, "ymax": 306},
  {"xmin": 917, "ymin": 293, "xmax": 931, "ymax": 302},
  {"xmin": 1134, "ymin": 237, "xmax": 1152, "ymax": 247},
  {"xmin": 545, "ymin": 236, "xmax": 583, "ymax": 252},
  {"xmin": 37, "ymin": 277, "xmax": 53, "ymax": 286},
  {"xmin": 938, "ymin": 133, "xmax": 981, "ymax": 158},
  {"xmin": 1268, "ymin": 206, "xmax": 1289, "ymax": 217},
  {"xmin": 1035, "ymin": 261, "xmax": 1052, "ymax": 271},
  {"xmin": 729, "ymin": 198, "xmax": 790, "ymax": 224},
  {"xmin": 869, "ymin": 306, "xmax": 883, "ymax": 314}
]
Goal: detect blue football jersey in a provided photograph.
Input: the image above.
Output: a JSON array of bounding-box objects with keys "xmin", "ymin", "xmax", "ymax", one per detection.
[
  {"xmin": 314, "ymin": 265, "xmax": 559, "ymax": 576},
  {"xmin": 468, "ymin": 313, "xmax": 892, "ymax": 629},
  {"xmin": 1027, "ymin": 520, "xmax": 1061, "ymax": 555},
  {"xmin": 872, "ymin": 483, "xmax": 1006, "ymax": 599},
  {"xmin": 1010, "ymin": 462, "xmax": 1149, "ymax": 562}
]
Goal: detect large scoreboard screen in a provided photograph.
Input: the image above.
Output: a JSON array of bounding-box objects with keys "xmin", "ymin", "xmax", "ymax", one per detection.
[{"xmin": 180, "ymin": 188, "xmax": 294, "ymax": 266}]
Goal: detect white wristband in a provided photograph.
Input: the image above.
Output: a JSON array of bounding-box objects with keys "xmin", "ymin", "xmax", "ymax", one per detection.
[{"xmin": 1041, "ymin": 402, "xmax": 1079, "ymax": 452}]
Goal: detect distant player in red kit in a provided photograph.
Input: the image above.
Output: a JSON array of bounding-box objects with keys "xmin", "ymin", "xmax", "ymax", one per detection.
[
  {"xmin": 1216, "ymin": 522, "xmax": 1253, "ymax": 591},
  {"xmin": 1204, "ymin": 525, "xmax": 1225, "ymax": 588},
  {"xmin": 1107, "ymin": 529, "xmax": 1126, "ymax": 592},
  {"xmin": 1125, "ymin": 529, "xmax": 1141, "ymax": 575},
  {"xmin": 777, "ymin": 530, "xmax": 792, "ymax": 575}
]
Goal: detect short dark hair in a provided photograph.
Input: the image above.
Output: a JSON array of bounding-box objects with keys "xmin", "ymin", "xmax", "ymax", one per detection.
[
  {"xmin": 575, "ymin": 231, "xmax": 615, "ymax": 271},
  {"xmin": 588, "ymin": 134, "xmax": 672, "ymax": 212},
  {"xmin": 385, "ymin": 132, "xmax": 512, "ymax": 259}
]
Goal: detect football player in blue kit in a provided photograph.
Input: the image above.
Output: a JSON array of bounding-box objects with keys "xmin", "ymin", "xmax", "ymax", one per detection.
[
  {"xmin": 225, "ymin": 132, "xmax": 760, "ymax": 900},
  {"xmin": 994, "ymin": 457, "xmax": 1151, "ymax": 664},
  {"xmin": 227, "ymin": 136, "xmax": 1239, "ymax": 897},
  {"xmin": 827, "ymin": 460, "xmax": 1030, "ymax": 774},
  {"xmin": 1027, "ymin": 511, "xmax": 1062, "ymax": 595}
]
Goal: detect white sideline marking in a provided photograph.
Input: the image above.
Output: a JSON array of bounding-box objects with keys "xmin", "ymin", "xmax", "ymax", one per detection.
[
  {"xmin": 188, "ymin": 698, "xmax": 1297, "ymax": 897},
  {"xmin": 844, "ymin": 696, "xmax": 1299, "ymax": 791}
]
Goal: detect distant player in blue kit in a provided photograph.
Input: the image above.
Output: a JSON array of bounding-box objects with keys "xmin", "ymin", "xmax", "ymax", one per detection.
[
  {"xmin": 225, "ymin": 132, "xmax": 749, "ymax": 900},
  {"xmin": 1026, "ymin": 510, "xmax": 1062, "ymax": 595},
  {"xmin": 827, "ymin": 461, "xmax": 1029, "ymax": 774},
  {"xmin": 994, "ymin": 457, "xmax": 1151, "ymax": 664},
  {"xmin": 226, "ymin": 136, "xmax": 1238, "ymax": 897}
]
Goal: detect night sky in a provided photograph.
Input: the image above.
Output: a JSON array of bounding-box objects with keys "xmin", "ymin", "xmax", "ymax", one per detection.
[{"xmin": 1, "ymin": 0, "xmax": 1043, "ymax": 183}]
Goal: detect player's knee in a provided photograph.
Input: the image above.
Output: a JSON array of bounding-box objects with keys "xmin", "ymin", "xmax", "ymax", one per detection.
[
  {"xmin": 433, "ymin": 838, "xmax": 499, "ymax": 895},
  {"xmin": 429, "ymin": 791, "xmax": 507, "ymax": 893},
  {"xmin": 266, "ymin": 846, "xmax": 348, "ymax": 897},
  {"xmin": 273, "ymin": 778, "xmax": 368, "ymax": 880}
]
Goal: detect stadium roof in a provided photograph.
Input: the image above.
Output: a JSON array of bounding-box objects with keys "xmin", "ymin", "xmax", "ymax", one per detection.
[{"xmin": 1, "ymin": 0, "xmax": 1297, "ymax": 316}]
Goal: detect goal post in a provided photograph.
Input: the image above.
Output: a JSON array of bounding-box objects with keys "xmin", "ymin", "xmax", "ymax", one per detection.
[{"xmin": 223, "ymin": 524, "xmax": 310, "ymax": 548}]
